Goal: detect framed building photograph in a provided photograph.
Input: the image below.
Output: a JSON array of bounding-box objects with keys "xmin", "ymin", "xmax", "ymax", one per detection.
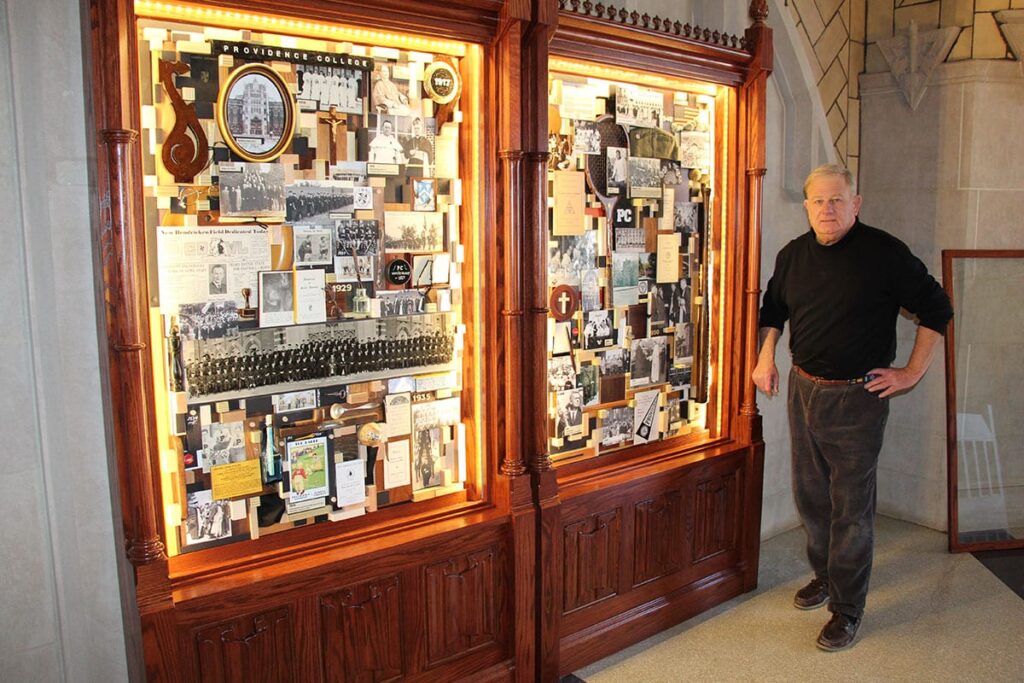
[{"xmin": 216, "ymin": 63, "xmax": 295, "ymax": 162}]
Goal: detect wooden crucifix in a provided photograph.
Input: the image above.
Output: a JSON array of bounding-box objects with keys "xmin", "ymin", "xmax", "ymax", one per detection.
[{"xmin": 317, "ymin": 106, "xmax": 348, "ymax": 165}]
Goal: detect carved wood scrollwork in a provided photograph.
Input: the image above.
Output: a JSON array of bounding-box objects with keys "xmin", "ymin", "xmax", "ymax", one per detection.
[
  {"xmin": 633, "ymin": 491, "xmax": 684, "ymax": 586},
  {"xmin": 562, "ymin": 509, "xmax": 621, "ymax": 613},
  {"xmin": 158, "ymin": 59, "xmax": 210, "ymax": 184},
  {"xmin": 424, "ymin": 547, "xmax": 499, "ymax": 665},
  {"xmin": 195, "ymin": 608, "xmax": 295, "ymax": 683},
  {"xmin": 692, "ymin": 467, "xmax": 741, "ymax": 563},
  {"xmin": 321, "ymin": 576, "xmax": 403, "ymax": 682},
  {"xmin": 558, "ymin": 0, "xmax": 752, "ymax": 52}
]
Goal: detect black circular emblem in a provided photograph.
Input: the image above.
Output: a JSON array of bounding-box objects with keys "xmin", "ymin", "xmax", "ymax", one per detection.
[{"xmin": 387, "ymin": 258, "xmax": 412, "ymax": 285}]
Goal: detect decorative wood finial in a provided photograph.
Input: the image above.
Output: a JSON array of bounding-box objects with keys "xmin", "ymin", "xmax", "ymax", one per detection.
[{"xmin": 750, "ymin": 0, "xmax": 769, "ymax": 24}]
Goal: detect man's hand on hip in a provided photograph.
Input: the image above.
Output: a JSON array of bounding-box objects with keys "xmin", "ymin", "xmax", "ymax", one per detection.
[
  {"xmin": 864, "ymin": 366, "xmax": 923, "ymax": 398},
  {"xmin": 752, "ymin": 358, "xmax": 780, "ymax": 397}
]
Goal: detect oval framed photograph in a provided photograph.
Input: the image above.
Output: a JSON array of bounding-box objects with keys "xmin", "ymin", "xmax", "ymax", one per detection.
[{"xmin": 216, "ymin": 63, "xmax": 295, "ymax": 162}]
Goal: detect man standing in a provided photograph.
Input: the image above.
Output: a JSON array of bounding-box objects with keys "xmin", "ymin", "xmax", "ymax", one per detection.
[{"xmin": 753, "ymin": 164, "xmax": 952, "ymax": 652}]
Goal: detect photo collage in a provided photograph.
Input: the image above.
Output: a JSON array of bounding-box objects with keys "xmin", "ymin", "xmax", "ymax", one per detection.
[
  {"xmin": 546, "ymin": 77, "xmax": 714, "ymax": 458},
  {"xmin": 143, "ymin": 22, "xmax": 470, "ymax": 553}
]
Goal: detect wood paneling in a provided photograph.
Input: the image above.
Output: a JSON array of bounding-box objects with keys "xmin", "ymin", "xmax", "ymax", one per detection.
[
  {"xmin": 194, "ymin": 607, "xmax": 295, "ymax": 683},
  {"xmin": 632, "ymin": 491, "xmax": 684, "ymax": 586},
  {"xmin": 321, "ymin": 576, "xmax": 403, "ymax": 683},
  {"xmin": 424, "ymin": 547, "xmax": 500, "ymax": 666},
  {"xmin": 562, "ymin": 509, "xmax": 621, "ymax": 613},
  {"xmin": 692, "ymin": 464, "xmax": 742, "ymax": 564}
]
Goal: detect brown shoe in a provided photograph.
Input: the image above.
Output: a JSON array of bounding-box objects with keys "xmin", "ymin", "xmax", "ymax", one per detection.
[
  {"xmin": 793, "ymin": 577, "xmax": 829, "ymax": 610},
  {"xmin": 816, "ymin": 612, "xmax": 860, "ymax": 651}
]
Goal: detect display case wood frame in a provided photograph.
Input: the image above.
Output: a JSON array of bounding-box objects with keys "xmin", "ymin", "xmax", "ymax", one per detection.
[
  {"xmin": 538, "ymin": 1, "xmax": 773, "ymax": 678},
  {"xmin": 87, "ymin": 0, "xmax": 770, "ymax": 680},
  {"xmin": 87, "ymin": 0, "xmax": 550, "ymax": 680}
]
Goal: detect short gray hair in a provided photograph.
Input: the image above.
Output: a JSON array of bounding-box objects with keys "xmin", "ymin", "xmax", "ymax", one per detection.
[{"xmin": 803, "ymin": 163, "xmax": 856, "ymax": 198}]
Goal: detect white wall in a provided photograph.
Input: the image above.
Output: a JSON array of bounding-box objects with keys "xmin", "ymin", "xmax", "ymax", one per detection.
[
  {"xmin": 860, "ymin": 60, "xmax": 1024, "ymax": 531},
  {"xmin": 0, "ymin": 0, "xmax": 131, "ymax": 680}
]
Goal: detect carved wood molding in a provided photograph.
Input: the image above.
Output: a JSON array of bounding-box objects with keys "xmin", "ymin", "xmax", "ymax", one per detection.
[{"xmin": 556, "ymin": 0, "xmax": 753, "ymax": 52}]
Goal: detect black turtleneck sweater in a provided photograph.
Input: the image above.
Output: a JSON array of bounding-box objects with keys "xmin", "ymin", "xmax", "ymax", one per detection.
[{"xmin": 759, "ymin": 220, "xmax": 953, "ymax": 380}]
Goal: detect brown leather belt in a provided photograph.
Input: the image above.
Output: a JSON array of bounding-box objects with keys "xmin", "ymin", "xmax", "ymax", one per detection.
[{"xmin": 794, "ymin": 365, "xmax": 870, "ymax": 386}]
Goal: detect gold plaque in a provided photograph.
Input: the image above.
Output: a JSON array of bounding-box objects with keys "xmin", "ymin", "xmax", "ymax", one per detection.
[{"xmin": 423, "ymin": 61, "xmax": 461, "ymax": 105}]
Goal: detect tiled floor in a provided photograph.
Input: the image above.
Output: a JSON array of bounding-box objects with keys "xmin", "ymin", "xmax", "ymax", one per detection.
[{"xmin": 568, "ymin": 517, "xmax": 1024, "ymax": 682}]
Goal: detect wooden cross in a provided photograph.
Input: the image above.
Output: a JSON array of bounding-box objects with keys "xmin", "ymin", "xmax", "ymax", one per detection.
[{"xmin": 317, "ymin": 106, "xmax": 347, "ymax": 165}]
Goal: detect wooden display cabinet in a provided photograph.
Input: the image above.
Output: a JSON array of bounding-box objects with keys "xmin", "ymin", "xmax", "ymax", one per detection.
[
  {"xmin": 86, "ymin": 0, "xmax": 770, "ymax": 679},
  {"xmin": 536, "ymin": 2, "xmax": 773, "ymax": 677}
]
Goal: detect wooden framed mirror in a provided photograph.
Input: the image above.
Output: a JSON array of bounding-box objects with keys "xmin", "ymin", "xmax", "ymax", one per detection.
[{"xmin": 943, "ymin": 249, "xmax": 1024, "ymax": 552}]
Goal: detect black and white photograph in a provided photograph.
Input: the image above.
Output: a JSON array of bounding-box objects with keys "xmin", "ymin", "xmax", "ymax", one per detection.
[
  {"xmin": 554, "ymin": 389, "xmax": 584, "ymax": 440},
  {"xmin": 674, "ymin": 200, "xmax": 699, "ymax": 234},
  {"xmin": 612, "ymin": 251, "xmax": 640, "ymax": 306},
  {"xmin": 200, "ymin": 420, "xmax": 246, "ymax": 469},
  {"xmin": 660, "ymin": 160, "xmax": 686, "ymax": 189},
  {"xmin": 218, "ymin": 162, "xmax": 286, "ymax": 217},
  {"xmin": 272, "ymin": 389, "xmax": 318, "ymax": 413},
  {"xmin": 370, "ymin": 61, "xmax": 414, "ymax": 116},
  {"xmin": 580, "ymin": 364, "xmax": 599, "ymax": 407},
  {"xmin": 674, "ymin": 322, "xmax": 693, "ymax": 360},
  {"xmin": 629, "ymin": 335, "xmax": 669, "ymax": 387},
  {"xmin": 614, "ymin": 225, "xmax": 646, "ymax": 252},
  {"xmin": 184, "ymin": 490, "xmax": 232, "ymax": 546},
  {"xmin": 599, "ymin": 346, "xmax": 630, "ymax": 375},
  {"xmin": 649, "ymin": 283, "xmax": 669, "ymax": 329},
  {"xmin": 412, "ymin": 254, "xmax": 435, "ymax": 287},
  {"xmin": 207, "ymin": 263, "xmax": 228, "ymax": 295},
  {"xmin": 413, "ymin": 426, "xmax": 442, "ymax": 490},
  {"xmin": 549, "ymin": 231, "xmax": 597, "ymax": 288},
  {"xmin": 606, "ymin": 147, "xmax": 628, "ymax": 194},
  {"xmin": 548, "ymin": 355, "xmax": 577, "ymax": 392},
  {"xmin": 572, "ymin": 120, "xmax": 601, "ymax": 155},
  {"xmin": 666, "ymin": 397, "xmax": 683, "ymax": 426},
  {"xmin": 412, "ymin": 178, "xmax": 436, "ymax": 212},
  {"xmin": 334, "ymin": 255, "xmax": 374, "ymax": 282},
  {"xmin": 293, "ymin": 225, "xmax": 333, "ymax": 267},
  {"xmin": 600, "ymin": 406, "xmax": 634, "ymax": 448},
  {"xmin": 401, "ymin": 117, "xmax": 436, "ymax": 177},
  {"xmin": 668, "ymin": 364, "xmax": 692, "ymax": 391},
  {"xmin": 259, "ymin": 270, "xmax": 295, "ymax": 327},
  {"xmin": 286, "ymin": 180, "xmax": 354, "ymax": 223},
  {"xmin": 365, "ymin": 115, "xmax": 407, "ymax": 165},
  {"xmin": 627, "ymin": 156, "xmax": 662, "ymax": 199},
  {"xmin": 548, "ymin": 133, "xmax": 574, "ymax": 171},
  {"xmin": 383, "ymin": 211, "xmax": 443, "ymax": 253},
  {"xmin": 614, "ymin": 84, "xmax": 663, "ymax": 128},
  {"xmin": 177, "ymin": 301, "xmax": 239, "ymax": 340},
  {"xmin": 638, "ymin": 252, "xmax": 657, "ymax": 296},
  {"xmin": 331, "ymin": 161, "xmax": 368, "ymax": 183},
  {"xmin": 218, "ymin": 63, "xmax": 294, "ymax": 162},
  {"xmin": 581, "ymin": 269, "xmax": 602, "ymax": 312},
  {"xmin": 334, "ymin": 219, "xmax": 380, "ymax": 257},
  {"xmin": 676, "ymin": 278, "xmax": 691, "ymax": 324},
  {"xmin": 582, "ymin": 309, "xmax": 615, "ymax": 350},
  {"xmin": 295, "ymin": 64, "xmax": 363, "ymax": 114},
  {"xmin": 378, "ymin": 289, "xmax": 427, "ymax": 317}
]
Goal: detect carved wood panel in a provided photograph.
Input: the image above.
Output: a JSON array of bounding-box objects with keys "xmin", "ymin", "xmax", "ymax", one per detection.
[
  {"xmin": 321, "ymin": 575, "xmax": 403, "ymax": 683},
  {"xmin": 424, "ymin": 547, "xmax": 499, "ymax": 666},
  {"xmin": 562, "ymin": 508, "xmax": 621, "ymax": 613},
  {"xmin": 692, "ymin": 465, "xmax": 741, "ymax": 563},
  {"xmin": 194, "ymin": 607, "xmax": 295, "ymax": 683},
  {"xmin": 633, "ymin": 491, "xmax": 684, "ymax": 586}
]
